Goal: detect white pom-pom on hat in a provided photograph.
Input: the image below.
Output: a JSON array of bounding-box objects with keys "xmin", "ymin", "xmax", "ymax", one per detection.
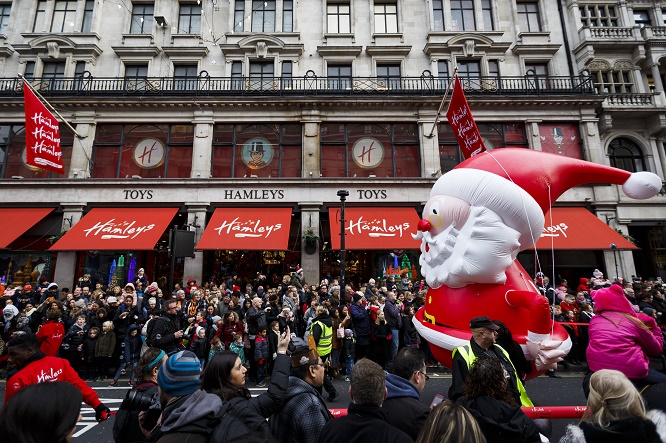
[{"xmin": 622, "ymin": 171, "xmax": 663, "ymax": 199}]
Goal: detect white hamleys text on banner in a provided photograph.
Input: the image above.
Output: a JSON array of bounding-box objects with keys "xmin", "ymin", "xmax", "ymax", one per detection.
[
  {"xmin": 445, "ymin": 75, "xmax": 486, "ymax": 160},
  {"xmin": 23, "ymin": 81, "xmax": 64, "ymax": 174}
]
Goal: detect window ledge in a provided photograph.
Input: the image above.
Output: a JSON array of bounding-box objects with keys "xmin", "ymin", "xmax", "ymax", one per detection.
[{"xmin": 121, "ymin": 33, "xmax": 155, "ymax": 45}]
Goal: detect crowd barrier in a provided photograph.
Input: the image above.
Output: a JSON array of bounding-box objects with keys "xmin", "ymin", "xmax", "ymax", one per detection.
[{"xmin": 330, "ymin": 406, "xmax": 587, "ymax": 419}]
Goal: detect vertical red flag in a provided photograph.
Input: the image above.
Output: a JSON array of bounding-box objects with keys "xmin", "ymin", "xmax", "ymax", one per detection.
[
  {"xmin": 445, "ymin": 75, "xmax": 486, "ymax": 160},
  {"xmin": 23, "ymin": 81, "xmax": 64, "ymax": 174}
]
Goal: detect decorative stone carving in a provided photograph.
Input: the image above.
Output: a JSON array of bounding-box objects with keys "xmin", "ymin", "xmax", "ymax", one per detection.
[
  {"xmin": 587, "ymin": 59, "xmax": 610, "ymax": 71},
  {"xmin": 614, "ymin": 60, "xmax": 634, "ymax": 70},
  {"xmin": 47, "ymin": 41, "xmax": 60, "ymax": 58},
  {"xmin": 256, "ymin": 41, "xmax": 267, "ymax": 58},
  {"xmin": 463, "ymin": 40, "xmax": 475, "ymax": 57}
]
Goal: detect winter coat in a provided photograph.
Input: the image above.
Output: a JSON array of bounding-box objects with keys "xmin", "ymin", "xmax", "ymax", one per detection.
[
  {"xmin": 382, "ymin": 373, "xmax": 430, "ymax": 440},
  {"xmin": 95, "ymin": 330, "xmax": 116, "ymax": 358},
  {"xmin": 268, "ymin": 376, "xmax": 331, "ymax": 443},
  {"xmin": 230, "ymin": 341, "xmax": 246, "ymax": 365},
  {"xmin": 114, "ymin": 381, "xmax": 158, "ymax": 443},
  {"xmin": 191, "ymin": 337, "xmax": 208, "ymax": 360},
  {"xmin": 458, "ymin": 396, "xmax": 541, "ymax": 443},
  {"xmin": 65, "ymin": 322, "xmax": 89, "ymax": 351},
  {"xmin": 148, "ymin": 314, "xmax": 181, "ymax": 354},
  {"xmin": 221, "ymin": 320, "xmax": 243, "ymax": 349},
  {"xmin": 558, "ymin": 409, "xmax": 666, "ymax": 443},
  {"xmin": 121, "ymin": 326, "xmax": 143, "ymax": 364},
  {"xmin": 254, "ymin": 335, "xmax": 269, "ymax": 362},
  {"xmin": 384, "ymin": 299, "xmax": 403, "ymax": 329},
  {"xmin": 225, "ymin": 353, "xmax": 291, "ymax": 434},
  {"xmin": 350, "ymin": 302, "xmax": 371, "ymax": 337},
  {"xmin": 245, "ymin": 307, "xmax": 267, "ymax": 335},
  {"xmin": 587, "ymin": 285, "xmax": 663, "ymax": 379},
  {"xmin": 82, "ymin": 335, "xmax": 98, "ymax": 363},
  {"xmin": 36, "ymin": 320, "xmax": 65, "ymax": 356},
  {"xmin": 4, "ymin": 351, "xmax": 102, "ymax": 408},
  {"xmin": 318, "ymin": 403, "xmax": 412, "ymax": 443}
]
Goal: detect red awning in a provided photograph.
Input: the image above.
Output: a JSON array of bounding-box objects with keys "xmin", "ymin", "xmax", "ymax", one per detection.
[
  {"xmin": 328, "ymin": 207, "xmax": 421, "ymax": 250},
  {"xmin": 534, "ymin": 207, "xmax": 637, "ymax": 250},
  {"xmin": 49, "ymin": 207, "xmax": 178, "ymax": 251},
  {"xmin": 197, "ymin": 208, "xmax": 293, "ymax": 250},
  {"xmin": 0, "ymin": 208, "xmax": 55, "ymax": 248}
]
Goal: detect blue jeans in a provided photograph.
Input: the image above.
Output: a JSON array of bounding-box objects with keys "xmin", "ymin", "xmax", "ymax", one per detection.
[
  {"xmin": 113, "ymin": 361, "xmax": 137, "ymax": 383},
  {"xmin": 389, "ymin": 328, "xmax": 400, "ymax": 363}
]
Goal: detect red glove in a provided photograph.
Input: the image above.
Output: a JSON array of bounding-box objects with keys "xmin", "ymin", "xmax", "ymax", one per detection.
[{"xmin": 387, "ymin": 334, "xmax": 393, "ymax": 341}]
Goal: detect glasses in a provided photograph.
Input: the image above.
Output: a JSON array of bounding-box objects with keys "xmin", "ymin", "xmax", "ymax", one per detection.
[{"xmin": 414, "ymin": 370, "xmax": 430, "ymax": 381}]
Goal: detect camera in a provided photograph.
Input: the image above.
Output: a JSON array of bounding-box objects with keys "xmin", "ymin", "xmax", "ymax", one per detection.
[{"xmin": 122, "ymin": 390, "xmax": 162, "ymax": 430}]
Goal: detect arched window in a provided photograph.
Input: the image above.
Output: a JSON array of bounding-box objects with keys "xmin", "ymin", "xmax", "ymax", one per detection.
[{"xmin": 608, "ymin": 138, "xmax": 646, "ymax": 172}]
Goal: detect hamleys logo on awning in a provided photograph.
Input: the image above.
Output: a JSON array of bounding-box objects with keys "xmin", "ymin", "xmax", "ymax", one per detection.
[
  {"xmin": 347, "ymin": 216, "xmax": 411, "ymax": 238},
  {"xmin": 541, "ymin": 222, "xmax": 568, "ymax": 238},
  {"xmin": 214, "ymin": 217, "xmax": 283, "ymax": 238},
  {"xmin": 83, "ymin": 219, "xmax": 155, "ymax": 240}
]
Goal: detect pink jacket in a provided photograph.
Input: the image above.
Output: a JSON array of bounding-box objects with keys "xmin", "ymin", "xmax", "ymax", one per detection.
[{"xmin": 587, "ymin": 285, "xmax": 663, "ymax": 379}]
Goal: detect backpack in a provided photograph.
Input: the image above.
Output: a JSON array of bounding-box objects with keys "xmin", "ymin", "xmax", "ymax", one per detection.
[{"xmin": 145, "ymin": 317, "xmax": 163, "ymax": 347}]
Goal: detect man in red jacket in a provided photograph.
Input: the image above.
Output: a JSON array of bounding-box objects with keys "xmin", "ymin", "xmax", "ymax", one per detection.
[
  {"xmin": 35, "ymin": 307, "xmax": 65, "ymax": 356},
  {"xmin": 5, "ymin": 332, "xmax": 111, "ymax": 422}
]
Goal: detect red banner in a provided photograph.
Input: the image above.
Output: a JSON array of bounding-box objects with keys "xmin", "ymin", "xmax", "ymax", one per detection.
[
  {"xmin": 196, "ymin": 208, "xmax": 293, "ymax": 250},
  {"xmin": 328, "ymin": 207, "xmax": 421, "ymax": 250},
  {"xmin": 23, "ymin": 81, "xmax": 64, "ymax": 174},
  {"xmin": 446, "ymin": 75, "xmax": 485, "ymax": 160}
]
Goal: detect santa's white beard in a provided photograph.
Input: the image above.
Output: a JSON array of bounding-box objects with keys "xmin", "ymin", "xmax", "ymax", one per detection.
[{"xmin": 418, "ymin": 206, "xmax": 522, "ymax": 289}]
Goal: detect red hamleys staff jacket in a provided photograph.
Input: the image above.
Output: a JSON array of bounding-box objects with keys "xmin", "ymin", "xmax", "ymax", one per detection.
[
  {"xmin": 4, "ymin": 354, "xmax": 102, "ymax": 408},
  {"xmin": 36, "ymin": 321, "xmax": 65, "ymax": 356}
]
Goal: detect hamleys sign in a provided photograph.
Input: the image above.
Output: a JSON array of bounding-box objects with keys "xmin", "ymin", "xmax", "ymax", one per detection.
[
  {"xmin": 197, "ymin": 208, "xmax": 293, "ymax": 251},
  {"xmin": 328, "ymin": 207, "xmax": 421, "ymax": 250},
  {"xmin": 49, "ymin": 207, "xmax": 178, "ymax": 251}
]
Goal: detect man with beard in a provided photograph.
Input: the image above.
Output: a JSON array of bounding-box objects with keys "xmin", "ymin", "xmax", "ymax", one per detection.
[{"xmin": 148, "ymin": 299, "xmax": 184, "ymax": 355}]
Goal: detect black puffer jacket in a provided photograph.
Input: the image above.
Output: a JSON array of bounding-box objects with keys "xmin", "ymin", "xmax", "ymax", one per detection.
[
  {"xmin": 226, "ymin": 353, "xmax": 291, "ymax": 434},
  {"xmin": 458, "ymin": 396, "xmax": 540, "ymax": 443}
]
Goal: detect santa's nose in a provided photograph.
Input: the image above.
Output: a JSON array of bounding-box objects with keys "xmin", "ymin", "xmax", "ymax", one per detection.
[{"xmin": 417, "ymin": 219, "xmax": 431, "ymax": 232}]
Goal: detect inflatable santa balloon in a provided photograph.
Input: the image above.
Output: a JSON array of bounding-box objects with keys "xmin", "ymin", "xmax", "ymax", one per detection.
[{"xmin": 413, "ymin": 149, "xmax": 662, "ymax": 377}]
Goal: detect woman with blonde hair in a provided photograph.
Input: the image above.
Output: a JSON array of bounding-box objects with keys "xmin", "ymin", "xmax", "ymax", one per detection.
[
  {"xmin": 416, "ymin": 399, "xmax": 486, "ymax": 443},
  {"xmin": 560, "ymin": 369, "xmax": 666, "ymax": 442}
]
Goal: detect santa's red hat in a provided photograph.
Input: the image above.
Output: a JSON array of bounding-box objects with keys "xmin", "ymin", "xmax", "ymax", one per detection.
[
  {"xmin": 295, "ymin": 265, "xmax": 303, "ymax": 274},
  {"xmin": 431, "ymin": 149, "xmax": 662, "ymax": 249}
]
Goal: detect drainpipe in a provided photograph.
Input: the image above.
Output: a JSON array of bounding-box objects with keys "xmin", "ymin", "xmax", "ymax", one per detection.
[{"xmin": 558, "ymin": 0, "xmax": 576, "ymax": 78}]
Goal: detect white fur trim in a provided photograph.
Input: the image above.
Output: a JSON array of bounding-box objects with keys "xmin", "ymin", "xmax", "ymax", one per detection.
[
  {"xmin": 647, "ymin": 409, "xmax": 666, "ymax": 442},
  {"xmin": 431, "ymin": 169, "xmax": 544, "ymax": 249},
  {"xmin": 562, "ymin": 424, "xmax": 586, "ymax": 443},
  {"xmin": 622, "ymin": 171, "xmax": 662, "ymax": 199}
]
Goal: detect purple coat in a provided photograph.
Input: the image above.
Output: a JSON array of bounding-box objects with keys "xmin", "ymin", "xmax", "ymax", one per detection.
[{"xmin": 587, "ymin": 285, "xmax": 663, "ymax": 379}]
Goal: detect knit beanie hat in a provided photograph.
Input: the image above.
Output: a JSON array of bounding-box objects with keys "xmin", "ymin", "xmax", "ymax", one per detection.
[{"xmin": 157, "ymin": 351, "xmax": 201, "ymax": 397}]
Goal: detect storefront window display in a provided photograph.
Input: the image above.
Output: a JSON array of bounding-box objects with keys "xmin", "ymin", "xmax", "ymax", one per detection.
[
  {"xmin": 321, "ymin": 250, "xmax": 420, "ymax": 289},
  {"xmin": 0, "ymin": 125, "xmax": 73, "ymax": 179},
  {"xmin": 538, "ymin": 123, "xmax": 583, "ymax": 159},
  {"xmin": 212, "ymin": 123, "xmax": 302, "ymax": 178},
  {"xmin": 320, "ymin": 123, "xmax": 420, "ymax": 177},
  {"xmin": 0, "ymin": 252, "xmax": 54, "ymax": 287},
  {"xmin": 76, "ymin": 250, "xmax": 174, "ymax": 291},
  {"xmin": 91, "ymin": 124, "xmax": 194, "ymax": 178}
]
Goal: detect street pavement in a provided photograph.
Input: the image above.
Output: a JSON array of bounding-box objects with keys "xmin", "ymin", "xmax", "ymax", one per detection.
[{"xmin": 0, "ymin": 364, "xmax": 588, "ymax": 442}]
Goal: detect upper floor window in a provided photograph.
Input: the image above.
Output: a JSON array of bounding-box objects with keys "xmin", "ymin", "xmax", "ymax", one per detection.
[
  {"xmin": 130, "ymin": 3, "xmax": 154, "ymax": 34},
  {"xmin": 579, "ymin": 4, "xmax": 618, "ymax": 27},
  {"xmin": 374, "ymin": 3, "xmax": 398, "ymax": 33},
  {"xmin": 480, "ymin": 0, "xmax": 492, "ymax": 30},
  {"xmin": 178, "ymin": 3, "xmax": 201, "ymax": 34},
  {"xmin": 174, "ymin": 64, "xmax": 198, "ymax": 90},
  {"xmin": 633, "ymin": 10, "xmax": 650, "ymax": 27},
  {"xmin": 231, "ymin": 61, "xmax": 243, "ymax": 89},
  {"xmin": 517, "ymin": 1, "xmax": 541, "ymax": 32},
  {"xmin": 451, "ymin": 0, "xmax": 475, "ymax": 31},
  {"xmin": 321, "ymin": 123, "xmax": 420, "ymax": 178},
  {"xmin": 281, "ymin": 61, "xmax": 293, "ymax": 89},
  {"xmin": 609, "ymin": 138, "xmax": 646, "ymax": 172},
  {"xmin": 432, "ymin": 0, "xmax": 444, "ymax": 31},
  {"xmin": 458, "ymin": 60, "xmax": 481, "ymax": 79},
  {"xmin": 526, "ymin": 62, "xmax": 548, "ymax": 76},
  {"xmin": 92, "ymin": 124, "xmax": 194, "ymax": 178},
  {"xmin": 234, "ymin": 0, "xmax": 244, "ymax": 32},
  {"xmin": 0, "ymin": 3, "xmax": 11, "ymax": 34},
  {"xmin": 377, "ymin": 64, "xmax": 401, "ymax": 89},
  {"xmin": 327, "ymin": 3, "xmax": 350, "ymax": 33},
  {"xmin": 0, "ymin": 125, "xmax": 73, "ymax": 179},
  {"xmin": 591, "ymin": 68, "xmax": 633, "ymax": 93},
  {"xmin": 327, "ymin": 64, "xmax": 352, "ymax": 89},
  {"xmin": 249, "ymin": 61, "xmax": 274, "ymax": 90},
  {"xmin": 34, "ymin": 0, "xmax": 94, "ymax": 32},
  {"xmin": 212, "ymin": 123, "xmax": 302, "ymax": 178},
  {"xmin": 124, "ymin": 64, "xmax": 150, "ymax": 91},
  {"xmin": 282, "ymin": 0, "xmax": 292, "ymax": 31},
  {"xmin": 51, "ymin": 0, "xmax": 77, "ymax": 32},
  {"xmin": 82, "ymin": 0, "xmax": 93, "ymax": 32},
  {"xmin": 252, "ymin": 0, "xmax": 275, "ymax": 32}
]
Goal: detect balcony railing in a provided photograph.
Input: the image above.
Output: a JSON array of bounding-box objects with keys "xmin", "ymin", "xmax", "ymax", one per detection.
[
  {"xmin": 589, "ymin": 26, "xmax": 634, "ymax": 39},
  {"xmin": 5, "ymin": 73, "xmax": 595, "ymax": 98},
  {"xmin": 603, "ymin": 93, "xmax": 655, "ymax": 106}
]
